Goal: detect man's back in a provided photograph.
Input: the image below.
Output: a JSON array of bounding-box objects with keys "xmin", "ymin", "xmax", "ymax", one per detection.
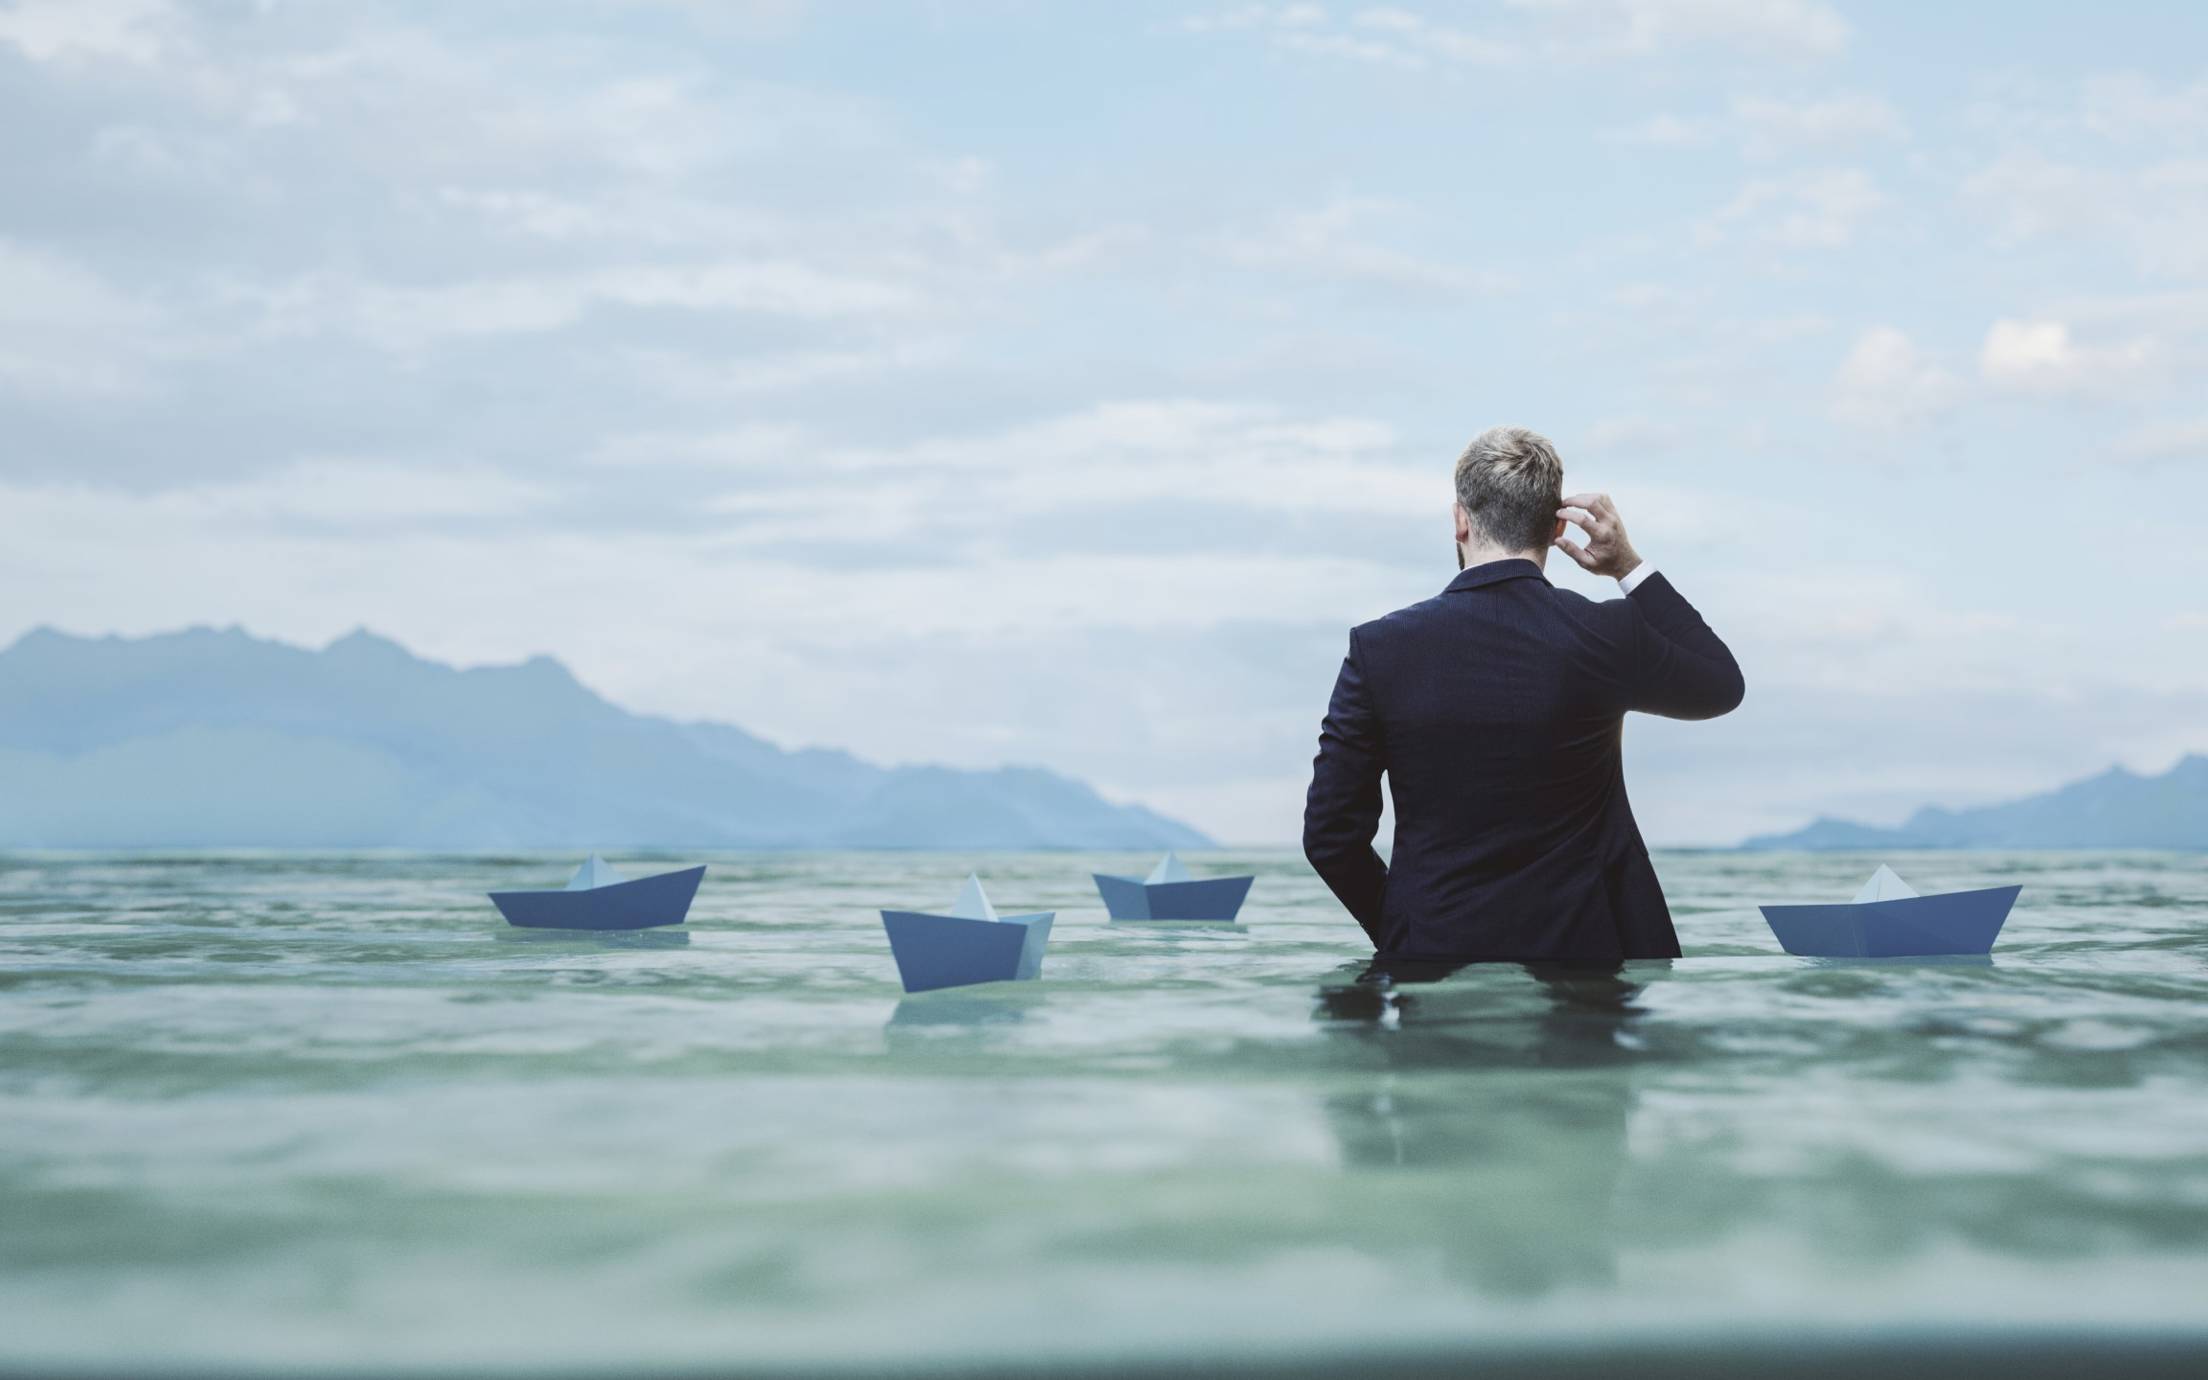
[{"xmin": 1302, "ymin": 557, "xmax": 1743, "ymax": 961}]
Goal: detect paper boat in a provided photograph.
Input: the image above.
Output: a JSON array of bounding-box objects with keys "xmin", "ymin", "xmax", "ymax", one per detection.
[
  {"xmin": 1759, "ymin": 864, "xmax": 2020, "ymax": 957},
  {"xmin": 1093, "ymin": 851, "xmax": 1254, "ymax": 922},
  {"xmin": 880, "ymin": 874, "xmax": 1054, "ymax": 993},
  {"xmin": 488, "ymin": 855, "xmax": 706, "ymax": 930}
]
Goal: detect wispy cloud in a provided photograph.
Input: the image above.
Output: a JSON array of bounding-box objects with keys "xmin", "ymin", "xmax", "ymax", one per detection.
[
  {"xmin": 2109, "ymin": 419, "xmax": 2208, "ymax": 466},
  {"xmin": 0, "ymin": 0, "xmax": 175, "ymax": 65},
  {"xmin": 0, "ymin": 239, "xmax": 171, "ymax": 396},
  {"xmin": 1608, "ymin": 91, "xmax": 1905, "ymax": 157},
  {"xmin": 1978, "ymin": 318, "xmax": 2157, "ymax": 398},
  {"xmin": 1831, "ymin": 327, "xmax": 1961, "ymax": 430},
  {"xmin": 242, "ymin": 260, "xmax": 929, "ymax": 353},
  {"xmin": 1508, "ymin": 0, "xmax": 1850, "ymax": 59},
  {"xmin": 1961, "ymin": 151, "xmax": 2208, "ymax": 277},
  {"xmin": 1731, "ymin": 92, "xmax": 1906, "ymax": 157},
  {"xmin": 1179, "ymin": 4, "xmax": 1515, "ymax": 69},
  {"xmin": 1698, "ymin": 167, "xmax": 1883, "ymax": 249},
  {"xmin": 1180, "ymin": 0, "xmax": 1848, "ymax": 70},
  {"xmin": 698, "ymin": 399, "xmax": 1441, "ymax": 547},
  {"xmin": 1214, "ymin": 198, "xmax": 1515, "ymax": 294}
]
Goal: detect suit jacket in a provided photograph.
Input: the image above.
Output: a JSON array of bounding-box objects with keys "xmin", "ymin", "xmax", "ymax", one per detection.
[{"xmin": 1302, "ymin": 559, "xmax": 1743, "ymax": 961}]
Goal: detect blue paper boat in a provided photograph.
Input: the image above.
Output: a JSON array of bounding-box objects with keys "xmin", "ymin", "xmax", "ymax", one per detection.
[
  {"xmin": 881, "ymin": 874, "xmax": 1054, "ymax": 994},
  {"xmin": 1093, "ymin": 851, "xmax": 1254, "ymax": 922},
  {"xmin": 1759, "ymin": 865, "xmax": 2021, "ymax": 958},
  {"xmin": 488, "ymin": 855, "xmax": 706, "ymax": 930}
]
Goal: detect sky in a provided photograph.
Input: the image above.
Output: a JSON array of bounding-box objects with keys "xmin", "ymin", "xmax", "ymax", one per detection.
[{"xmin": 3, "ymin": 0, "xmax": 2207, "ymax": 846}]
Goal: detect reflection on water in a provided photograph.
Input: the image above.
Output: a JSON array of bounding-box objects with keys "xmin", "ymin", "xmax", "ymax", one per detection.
[
  {"xmin": 1107, "ymin": 919, "xmax": 1248, "ymax": 932},
  {"xmin": 886, "ymin": 989, "xmax": 1036, "ymax": 1032},
  {"xmin": 493, "ymin": 926, "xmax": 694, "ymax": 949},
  {"xmin": 1, "ymin": 849, "xmax": 2205, "ymax": 1373},
  {"xmin": 1795, "ymin": 952, "xmax": 1992, "ymax": 969},
  {"xmin": 1317, "ymin": 961, "xmax": 1647, "ymax": 1296}
]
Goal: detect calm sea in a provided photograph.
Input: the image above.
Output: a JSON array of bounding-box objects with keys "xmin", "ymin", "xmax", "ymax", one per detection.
[{"xmin": 3, "ymin": 850, "xmax": 2206, "ymax": 1375}]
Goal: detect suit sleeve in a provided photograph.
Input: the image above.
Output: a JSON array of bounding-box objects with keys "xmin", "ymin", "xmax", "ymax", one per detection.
[
  {"xmin": 1303, "ymin": 628, "xmax": 1389, "ymax": 945},
  {"xmin": 1625, "ymin": 571, "xmax": 1745, "ymax": 720}
]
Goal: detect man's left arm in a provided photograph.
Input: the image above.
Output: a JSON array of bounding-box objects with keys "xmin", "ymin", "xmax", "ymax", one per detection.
[{"xmin": 1303, "ymin": 628, "xmax": 1388, "ymax": 947}]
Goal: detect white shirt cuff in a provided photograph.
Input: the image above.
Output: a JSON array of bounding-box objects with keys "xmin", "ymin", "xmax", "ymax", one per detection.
[{"xmin": 1617, "ymin": 562, "xmax": 1656, "ymax": 595}]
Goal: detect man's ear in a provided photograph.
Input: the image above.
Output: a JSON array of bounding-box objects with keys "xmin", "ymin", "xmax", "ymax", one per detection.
[
  {"xmin": 1453, "ymin": 503, "xmax": 1472, "ymax": 544},
  {"xmin": 1553, "ymin": 515, "xmax": 1568, "ymax": 543}
]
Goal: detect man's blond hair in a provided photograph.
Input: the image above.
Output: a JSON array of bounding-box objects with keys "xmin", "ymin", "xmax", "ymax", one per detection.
[{"xmin": 1454, "ymin": 425, "xmax": 1564, "ymax": 553}]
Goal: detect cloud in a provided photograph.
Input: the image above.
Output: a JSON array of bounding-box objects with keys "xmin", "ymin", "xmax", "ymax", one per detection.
[
  {"xmin": 1699, "ymin": 167, "xmax": 1883, "ymax": 249},
  {"xmin": 1180, "ymin": 0, "xmax": 1847, "ymax": 70},
  {"xmin": 0, "ymin": 240, "xmax": 168, "ymax": 396},
  {"xmin": 1605, "ymin": 112, "xmax": 1721, "ymax": 148},
  {"xmin": 2109, "ymin": 419, "xmax": 2208, "ymax": 466},
  {"xmin": 1341, "ymin": 7, "xmax": 1519, "ymax": 65},
  {"xmin": 0, "ymin": 447, "xmax": 1422, "ymax": 644},
  {"xmin": 1216, "ymin": 198, "xmax": 1514, "ymax": 294},
  {"xmin": 1959, "ymin": 151, "xmax": 2106, "ymax": 244},
  {"xmin": 589, "ymin": 424, "xmax": 812, "ymax": 469},
  {"xmin": 247, "ymin": 260, "xmax": 929, "ymax": 353},
  {"xmin": 7, "ymin": 461, "xmax": 560, "ymax": 531},
  {"xmin": 619, "ymin": 338, "xmax": 958, "ymax": 399},
  {"xmin": 0, "ymin": 241, "xmax": 153, "ymax": 334},
  {"xmin": 1608, "ymin": 91, "xmax": 1905, "ymax": 158},
  {"xmin": 2079, "ymin": 71, "xmax": 2208, "ymax": 142},
  {"xmin": 1179, "ymin": 4, "xmax": 1515, "ymax": 69},
  {"xmin": 1977, "ymin": 318, "xmax": 2155, "ymax": 397},
  {"xmin": 1582, "ymin": 417, "xmax": 1683, "ymax": 453},
  {"xmin": 699, "ymin": 399, "xmax": 1443, "ymax": 548},
  {"xmin": 1176, "ymin": 4, "xmax": 1328, "ymax": 36},
  {"xmin": 1509, "ymin": 0, "xmax": 1850, "ymax": 60},
  {"xmin": 0, "ymin": 0, "xmax": 173, "ymax": 64},
  {"xmin": 1961, "ymin": 151, "xmax": 2208, "ymax": 277},
  {"xmin": 1831, "ymin": 327, "xmax": 1961, "ymax": 429},
  {"xmin": 234, "ymin": 460, "xmax": 559, "ymax": 525},
  {"xmin": 1730, "ymin": 92, "xmax": 1906, "ymax": 157},
  {"xmin": 1959, "ymin": 69, "xmax": 2208, "ymax": 145}
]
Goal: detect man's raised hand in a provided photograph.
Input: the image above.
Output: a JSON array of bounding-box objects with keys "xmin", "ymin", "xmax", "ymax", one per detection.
[{"xmin": 1554, "ymin": 492, "xmax": 1643, "ymax": 581}]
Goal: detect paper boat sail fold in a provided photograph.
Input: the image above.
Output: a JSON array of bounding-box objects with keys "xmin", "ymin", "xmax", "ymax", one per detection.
[
  {"xmin": 490, "ymin": 857, "xmax": 705, "ymax": 930},
  {"xmin": 1146, "ymin": 852, "xmax": 1192, "ymax": 885},
  {"xmin": 565, "ymin": 855, "xmax": 628, "ymax": 891},
  {"xmin": 1095, "ymin": 853, "xmax": 1254, "ymax": 922},
  {"xmin": 949, "ymin": 873, "xmax": 999, "ymax": 921},
  {"xmin": 1852, "ymin": 864, "xmax": 1917, "ymax": 903},
  {"xmin": 881, "ymin": 874, "xmax": 1053, "ymax": 994},
  {"xmin": 1760, "ymin": 863, "xmax": 2019, "ymax": 958}
]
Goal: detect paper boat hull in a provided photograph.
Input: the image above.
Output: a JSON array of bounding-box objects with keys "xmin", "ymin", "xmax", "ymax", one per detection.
[
  {"xmin": 881, "ymin": 910, "xmax": 1053, "ymax": 993},
  {"xmin": 1094, "ymin": 873, "xmax": 1254, "ymax": 922},
  {"xmin": 489, "ymin": 865, "xmax": 706, "ymax": 930},
  {"xmin": 1759, "ymin": 884, "xmax": 2021, "ymax": 958}
]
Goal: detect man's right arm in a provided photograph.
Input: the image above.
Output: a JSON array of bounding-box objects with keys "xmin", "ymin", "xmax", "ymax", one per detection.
[
  {"xmin": 1554, "ymin": 490, "xmax": 1744, "ymax": 721},
  {"xmin": 1303, "ymin": 628, "xmax": 1388, "ymax": 946},
  {"xmin": 1625, "ymin": 572, "xmax": 1745, "ymax": 720}
]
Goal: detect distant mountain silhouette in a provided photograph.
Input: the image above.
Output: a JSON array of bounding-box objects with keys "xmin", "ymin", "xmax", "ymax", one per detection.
[
  {"xmin": 0, "ymin": 626, "xmax": 1212, "ymax": 851},
  {"xmin": 1742, "ymin": 755, "xmax": 2208, "ymax": 850}
]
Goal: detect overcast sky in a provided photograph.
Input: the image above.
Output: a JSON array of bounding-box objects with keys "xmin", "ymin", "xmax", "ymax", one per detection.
[{"xmin": 4, "ymin": 0, "xmax": 2206, "ymax": 845}]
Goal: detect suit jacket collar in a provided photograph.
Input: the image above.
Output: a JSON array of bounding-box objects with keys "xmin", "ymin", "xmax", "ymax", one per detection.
[{"xmin": 1444, "ymin": 557, "xmax": 1550, "ymax": 595}]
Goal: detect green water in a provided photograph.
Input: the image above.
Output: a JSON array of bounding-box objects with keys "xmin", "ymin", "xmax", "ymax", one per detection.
[{"xmin": 3, "ymin": 851, "xmax": 2206, "ymax": 1374}]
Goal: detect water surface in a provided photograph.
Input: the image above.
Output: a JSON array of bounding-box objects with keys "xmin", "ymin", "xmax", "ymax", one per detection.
[{"xmin": 3, "ymin": 851, "xmax": 2205, "ymax": 1373}]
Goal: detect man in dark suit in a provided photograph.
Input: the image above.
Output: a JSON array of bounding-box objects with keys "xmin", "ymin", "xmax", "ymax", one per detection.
[{"xmin": 1302, "ymin": 426, "xmax": 1743, "ymax": 960}]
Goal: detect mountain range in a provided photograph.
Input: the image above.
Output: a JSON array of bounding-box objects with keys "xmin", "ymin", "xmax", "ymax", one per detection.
[
  {"xmin": 1742, "ymin": 754, "xmax": 2208, "ymax": 850},
  {"xmin": 0, "ymin": 626, "xmax": 1211, "ymax": 851}
]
